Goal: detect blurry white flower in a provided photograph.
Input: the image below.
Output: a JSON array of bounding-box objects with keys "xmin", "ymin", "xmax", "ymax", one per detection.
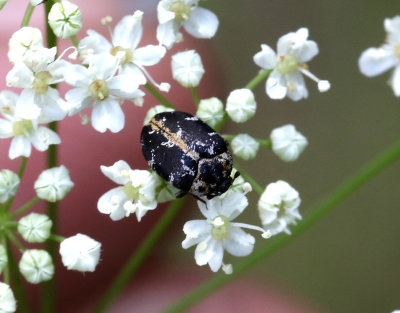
[
  {"xmin": 18, "ymin": 213, "xmax": 53, "ymax": 243},
  {"xmin": 258, "ymin": 180, "xmax": 301, "ymax": 235},
  {"xmin": 0, "ymin": 90, "xmax": 61, "ymax": 160},
  {"xmin": 171, "ymin": 50, "xmax": 204, "ymax": 87},
  {"xmin": 65, "ymin": 54, "xmax": 144, "ymax": 133},
  {"xmin": 0, "ymin": 245, "xmax": 7, "ymax": 275},
  {"xmin": 157, "ymin": 0, "xmax": 219, "ymax": 48},
  {"xmin": 48, "ymin": 0, "xmax": 82, "ymax": 38},
  {"xmin": 30, "ymin": 0, "xmax": 44, "ymax": 6},
  {"xmin": 143, "ymin": 105, "xmax": 175, "ymax": 125},
  {"xmin": 196, "ymin": 97, "xmax": 224, "ymax": 128},
  {"xmin": 6, "ymin": 46, "xmax": 68, "ymax": 123},
  {"xmin": 183, "ymin": 192, "xmax": 267, "ymax": 272},
  {"xmin": 0, "ymin": 282, "xmax": 16, "ymax": 313},
  {"xmin": 359, "ymin": 16, "xmax": 400, "ymax": 96},
  {"xmin": 34, "ymin": 166, "xmax": 74, "ymax": 202},
  {"xmin": 270, "ymin": 124, "xmax": 308, "ymax": 162},
  {"xmin": 59, "ymin": 233, "xmax": 101, "ymax": 272},
  {"xmin": 78, "ymin": 11, "xmax": 166, "ymax": 88},
  {"xmin": 0, "ymin": 169, "xmax": 20, "ymax": 203},
  {"xmin": 226, "ymin": 89, "xmax": 256, "ymax": 123},
  {"xmin": 253, "ymin": 28, "xmax": 330, "ymax": 101},
  {"xmin": 97, "ymin": 160, "xmax": 159, "ymax": 221},
  {"xmin": 19, "ymin": 249, "xmax": 54, "ymax": 284},
  {"xmin": 8, "ymin": 27, "xmax": 43, "ymax": 64},
  {"xmin": 231, "ymin": 134, "xmax": 259, "ymax": 160}
]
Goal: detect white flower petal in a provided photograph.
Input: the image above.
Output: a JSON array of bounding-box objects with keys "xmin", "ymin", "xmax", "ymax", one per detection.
[
  {"xmin": 358, "ymin": 46, "xmax": 398, "ymax": 77},
  {"xmin": 391, "ymin": 64, "xmax": 400, "ymax": 96},
  {"xmin": 157, "ymin": 20, "xmax": 177, "ymax": 49},
  {"xmin": 64, "ymin": 64, "xmax": 90, "ymax": 86},
  {"xmin": 286, "ymin": 71, "xmax": 308, "ymax": 101},
  {"xmin": 133, "ymin": 45, "xmax": 166, "ymax": 66},
  {"xmin": 224, "ymin": 227, "xmax": 255, "ymax": 257},
  {"xmin": 15, "ymin": 89, "xmax": 41, "ymax": 120},
  {"xmin": 91, "ymin": 99, "xmax": 125, "ymax": 133},
  {"xmin": 220, "ymin": 192, "xmax": 248, "ymax": 220},
  {"xmin": 113, "ymin": 13, "xmax": 143, "ymax": 50},
  {"xmin": 266, "ymin": 70, "xmax": 287, "ymax": 99},
  {"xmin": 97, "ymin": 187, "xmax": 128, "ymax": 221},
  {"xmin": 0, "ymin": 119, "xmax": 13, "ymax": 138},
  {"xmin": 253, "ymin": 44, "xmax": 277, "ymax": 69},
  {"xmin": 100, "ymin": 160, "xmax": 132, "ymax": 185},
  {"xmin": 108, "ymin": 75, "xmax": 140, "ymax": 99},
  {"xmin": 6, "ymin": 63, "xmax": 34, "ymax": 88},
  {"xmin": 184, "ymin": 7, "xmax": 218, "ymax": 39},
  {"xmin": 30, "ymin": 126, "xmax": 61, "ymax": 151},
  {"xmin": 9, "ymin": 136, "xmax": 31, "ymax": 159},
  {"xmin": 119, "ymin": 64, "xmax": 147, "ymax": 85},
  {"xmin": 206, "ymin": 240, "xmax": 224, "ymax": 272}
]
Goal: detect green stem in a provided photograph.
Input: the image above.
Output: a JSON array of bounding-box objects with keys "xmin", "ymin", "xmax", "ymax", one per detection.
[
  {"xmin": 258, "ymin": 138, "xmax": 272, "ymax": 148},
  {"xmin": 49, "ymin": 234, "xmax": 65, "ymax": 242},
  {"xmin": 245, "ymin": 69, "xmax": 272, "ymax": 90},
  {"xmin": 1, "ymin": 235, "xmax": 9, "ymax": 284},
  {"xmin": 144, "ymin": 83, "xmax": 176, "ymax": 109},
  {"xmin": 190, "ymin": 87, "xmax": 200, "ymax": 109},
  {"xmin": 70, "ymin": 35, "xmax": 79, "ymax": 47},
  {"xmin": 162, "ymin": 136, "xmax": 400, "ymax": 313},
  {"xmin": 91, "ymin": 197, "xmax": 185, "ymax": 313},
  {"xmin": 9, "ymin": 197, "xmax": 40, "ymax": 219},
  {"xmin": 5, "ymin": 229, "xmax": 24, "ymax": 251},
  {"xmin": 21, "ymin": 3, "xmax": 34, "ymax": 27},
  {"xmin": 233, "ymin": 162, "xmax": 264, "ymax": 195},
  {"xmin": 18, "ymin": 157, "xmax": 28, "ymax": 179}
]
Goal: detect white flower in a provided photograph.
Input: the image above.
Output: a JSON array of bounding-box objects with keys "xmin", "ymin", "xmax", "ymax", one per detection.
[
  {"xmin": 78, "ymin": 11, "xmax": 166, "ymax": 87},
  {"xmin": 231, "ymin": 134, "xmax": 259, "ymax": 160},
  {"xmin": 225, "ymin": 89, "xmax": 256, "ymax": 123},
  {"xmin": 157, "ymin": 0, "xmax": 219, "ymax": 49},
  {"xmin": 65, "ymin": 53, "xmax": 144, "ymax": 133},
  {"xmin": 59, "ymin": 233, "xmax": 101, "ymax": 272},
  {"xmin": 18, "ymin": 213, "xmax": 53, "ymax": 243},
  {"xmin": 258, "ymin": 180, "xmax": 301, "ymax": 235},
  {"xmin": 0, "ymin": 169, "xmax": 20, "ymax": 203},
  {"xmin": 6, "ymin": 46, "xmax": 68, "ymax": 123},
  {"xmin": 0, "ymin": 283, "xmax": 16, "ymax": 313},
  {"xmin": 19, "ymin": 249, "xmax": 54, "ymax": 284},
  {"xmin": 0, "ymin": 245, "xmax": 7, "ymax": 275},
  {"xmin": 34, "ymin": 165, "xmax": 74, "ymax": 202},
  {"xmin": 143, "ymin": 105, "xmax": 175, "ymax": 124},
  {"xmin": 270, "ymin": 124, "xmax": 308, "ymax": 162},
  {"xmin": 48, "ymin": 0, "xmax": 82, "ymax": 38},
  {"xmin": 182, "ymin": 192, "xmax": 267, "ymax": 272},
  {"xmin": 253, "ymin": 28, "xmax": 330, "ymax": 101},
  {"xmin": 97, "ymin": 160, "xmax": 159, "ymax": 221},
  {"xmin": 359, "ymin": 16, "xmax": 400, "ymax": 96},
  {"xmin": 8, "ymin": 27, "xmax": 43, "ymax": 64},
  {"xmin": 196, "ymin": 97, "xmax": 224, "ymax": 128},
  {"xmin": 171, "ymin": 50, "xmax": 205, "ymax": 87},
  {"xmin": 0, "ymin": 90, "xmax": 61, "ymax": 160}
]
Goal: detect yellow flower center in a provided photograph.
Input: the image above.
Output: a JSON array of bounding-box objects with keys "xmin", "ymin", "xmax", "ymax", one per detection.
[
  {"xmin": 122, "ymin": 181, "xmax": 140, "ymax": 200},
  {"xmin": 33, "ymin": 71, "xmax": 52, "ymax": 94},
  {"xmin": 110, "ymin": 46, "xmax": 133, "ymax": 65},
  {"xmin": 88, "ymin": 80, "xmax": 109, "ymax": 102},
  {"xmin": 169, "ymin": 0, "xmax": 192, "ymax": 21},
  {"xmin": 12, "ymin": 120, "xmax": 34, "ymax": 136},
  {"xmin": 211, "ymin": 215, "xmax": 231, "ymax": 241},
  {"xmin": 276, "ymin": 54, "xmax": 298, "ymax": 75}
]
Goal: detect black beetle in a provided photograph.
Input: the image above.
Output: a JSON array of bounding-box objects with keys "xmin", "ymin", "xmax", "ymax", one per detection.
[{"xmin": 141, "ymin": 111, "xmax": 238, "ymax": 199}]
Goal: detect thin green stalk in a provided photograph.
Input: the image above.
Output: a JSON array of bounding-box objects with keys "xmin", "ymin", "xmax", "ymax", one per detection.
[
  {"xmin": 49, "ymin": 234, "xmax": 65, "ymax": 242},
  {"xmin": 190, "ymin": 87, "xmax": 200, "ymax": 108},
  {"xmin": 70, "ymin": 35, "xmax": 79, "ymax": 47},
  {"xmin": 245, "ymin": 69, "xmax": 272, "ymax": 90},
  {"xmin": 145, "ymin": 83, "xmax": 176, "ymax": 109},
  {"xmin": 257, "ymin": 138, "xmax": 271, "ymax": 148},
  {"xmin": 21, "ymin": 3, "xmax": 34, "ymax": 27},
  {"xmin": 9, "ymin": 197, "xmax": 40, "ymax": 219},
  {"xmin": 5, "ymin": 229, "xmax": 24, "ymax": 251},
  {"xmin": 162, "ymin": 136, "xmax": 400, "ymax": 313},
  {"xmin": 18, "ymin": 157, "xmax": 28, "ymax": 178},
  {"xmin": 91, "ymin": 197, "xmax": 185, "ymax": 313},
  {"xmin": 233, "ymin": 162, "xmax": 264, "ymax": 195},
  {"xmin": 1, "ymin": 236, "xmax": 9, "ymax": 284}
]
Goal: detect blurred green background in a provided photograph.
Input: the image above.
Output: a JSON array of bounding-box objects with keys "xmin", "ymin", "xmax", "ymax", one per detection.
[{"xmin": 163, "ymin": 1, "xmax": 400, "ymax": 313}]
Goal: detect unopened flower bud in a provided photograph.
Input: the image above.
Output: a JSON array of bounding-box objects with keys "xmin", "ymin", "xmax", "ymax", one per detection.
[
  {"xmin": 8, "ymin": 27, "xmax": 43, "ymax": 63},
  {"xmin": 270, "ymin": 124, "xmax": 308, "ymax": 162},
  {"xmin": 226, "ymin": 89, "xmax": 256, "ymax": 123},
  {"xmin": 196, "ymin": 97, "xmax": 224, "ymax": 128},
  {"xmin": 48, "ymin": 0, "xmax": 82, "ymax": 38},
  {"xmin": 0, "ymin": 282, "xmax": 16, "ymax": 313},
  {"xmin": 18, "ymin": 213, "xmax": 52, "ymax": 243},
  {"xmin": 0, "ymin": 245, "xmax": 7, "ymax": 275},
  {"xmin": 34, "ymin": 165, "xmax": 74, "ymax": 202},
  {"xmin": 231, "ymin": 134, "xmax": 259, "ymax": 160},
  {"xmin": 59, "ymin": 234, "xmax": 101, "ymax": 272},
  {"xmin": 171, "ymin": 50, "xmax": 205, "ymax": 87},
  {"xmin": 0, "ymin": 170, "xmax": 20, "ymax": 203},
  {"xmin": 144, "ymin": 105, "xmax": 174, "ymax": 124},
  {"xmin": 19, "ymin": 249, "xmax": 54, "ymax": 284}
]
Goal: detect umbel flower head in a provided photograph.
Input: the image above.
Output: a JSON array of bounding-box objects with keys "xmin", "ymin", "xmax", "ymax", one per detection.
[
  {"xmin": 359, "ymin": 16, "xmax": 400, "ymax": 96},
  {"xmin": 253, "ymin": 27, "xmax": 330, "ymax": 101}
]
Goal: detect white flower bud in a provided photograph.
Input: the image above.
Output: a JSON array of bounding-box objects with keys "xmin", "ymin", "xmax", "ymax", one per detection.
[
  {"xmin": 0, "ymin": 170, "xmax": 20, "ymax": 203},
  {"xmin": 0, "ymin": 245, "xmax": 7, "ymax": 275},
  {"xmin": 34, "ymin": 165, "xmax": 74, "ymax": 202},
  {"xmin": 8, "ymin": 27, "xmax": 43, "ymax": 64},
  {"xmin": 226, "ymin": 89, "xmax": 256, "ymax": 123},
  {"xmin": 143, "ymin": 105, "xmax": 175, "ymax": 125},
  {"xmin": 196, "ymin": 97, "xmax": 224, "ymax": 128},
  {"xmin": 59, "ymin": 234, "xmax": 101, "ymax": 272},
  {"xmin": 19, "ymin": 250, "xmax": 54, "ymax": 284},
  {"xmin": 48, "ymin": 0, "xmax": 82, "ymax": 38},
  {"xmin": 0, "ymin": 282, "xmax": 16, "ymax": 313},
  {"xmin": 18, "ymin": 213, "xmax": 52, "ymax": 243},
  {"xmin": 231, "ymin": 134, "xmax": 259, "ymax": 160},
  {"xmin": 171, "ymin": 50, "xmax": 205, "ymax": 87},
  {"xmin": 270, "ymin": 124, "xmax": 308, "ymax": 162},
  {"xmin": 258, "ymin": 180, "xmax": 301, "ymax": 235}
]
